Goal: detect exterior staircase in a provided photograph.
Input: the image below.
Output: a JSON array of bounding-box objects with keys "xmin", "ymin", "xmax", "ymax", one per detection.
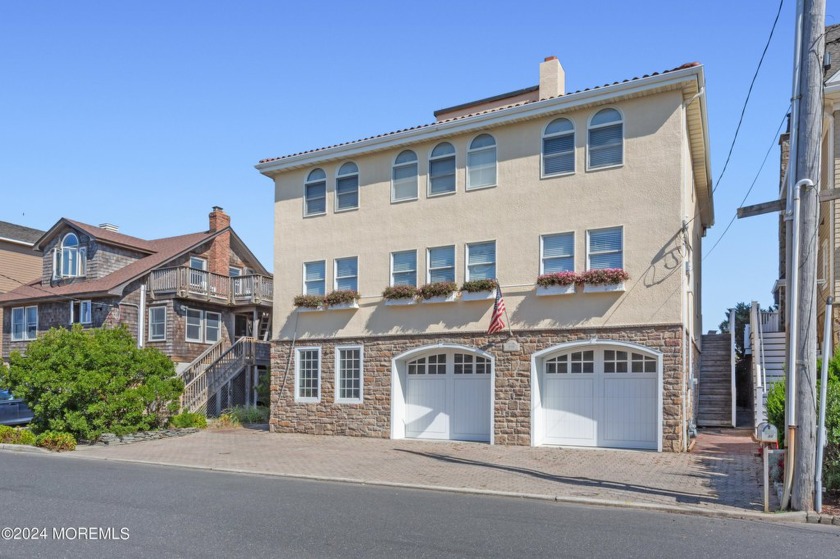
[{"xmin": 697, "ymin": 333, "xmax": 734, "ymax": 427}]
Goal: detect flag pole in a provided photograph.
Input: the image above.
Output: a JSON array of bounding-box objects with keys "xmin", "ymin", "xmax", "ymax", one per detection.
[{"xmin": 499, "ymin": 283, "xmax": 513, "ymax": 337}]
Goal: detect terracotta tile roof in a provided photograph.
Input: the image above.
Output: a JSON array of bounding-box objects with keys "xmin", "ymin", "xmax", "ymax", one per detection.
[
  {"xmin": 0, "ymin": 220, "xmax": 45, "ymax": 245},
  {"xmin": 0, "ymin": 231, "xmax": 218, "ymax": 304},
  {"xmin": 257, "ymin": 62, "xmax": 701, "ymax": 165}
]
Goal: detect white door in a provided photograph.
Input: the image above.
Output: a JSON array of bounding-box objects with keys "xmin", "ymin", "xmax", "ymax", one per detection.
[
  {"xmin": 404, "ymin": 351, "xmax": 491, "ymax": 441},
  {"xmin": 541, "ymin": 347, "xmax": 657, "ymax": 450}
]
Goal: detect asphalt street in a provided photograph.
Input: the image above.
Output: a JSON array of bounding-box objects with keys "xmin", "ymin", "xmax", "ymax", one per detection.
[{"xmin": 0, "ymin": 452, "xmax": 837, "ymax": 558}]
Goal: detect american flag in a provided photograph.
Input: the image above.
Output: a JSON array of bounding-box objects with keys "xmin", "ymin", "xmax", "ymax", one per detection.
[{"xmin": 487, "ymin": 284, "xmax": 506, "ymax": 334}]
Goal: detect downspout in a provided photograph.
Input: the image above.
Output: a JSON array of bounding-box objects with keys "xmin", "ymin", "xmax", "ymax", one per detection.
[
  {"xmin": 137, "ymin": 284, "xmax": 146, "ymax": 349},
  {"xmin": 781, "ymin": 178, "xmax": 814, "ymax": 510}
]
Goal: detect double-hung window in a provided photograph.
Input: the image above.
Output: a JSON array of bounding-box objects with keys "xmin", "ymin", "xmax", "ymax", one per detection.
[
  {"xmin": 295, "ymin": 347, "xmax": 321, "ymax": 403},
  {"xmin": 466, "ymin": 134, "xmax": 496, "ymax": 189},
  {"xmin": 466, "ymin": 241, "xmax": 496, "ymax": 281},
  {"xmin": 304, "ymin": 261, "xmax": 326, "ymax": 295},
  {"xmin": 542, "ymin": 118, "xmax": 575, "ymax": 176},
  {"xmin": 587, "ymin": 227, "xmax": 623, "ymax": 270},
  {"xmin": 334, "ymin": 257, "xmax": 358, "ymax": 292},
  {"xmin": 541, "ymin": 233, "xmax": 574, "ymax": 273},
  {"xmin": 427, "ymin": 245, "xmax": 455, "ymax": 283},
  {"xmin": 70, "ymin": 300, "xmax": 92, "ymax": 325},
  {"xmin": 149, "ymin": 307, "xmax": 166, "ymax": 342},
  {"xmin": 391, "ymin": 250, "xmax": 417, "ymax": 287},
  {"xmin": 186, "ymin": 308, "xmax": 204, "ymax": 342},
  {"xmin": 588, "ymin": 108, "xmax": 623, "ymax": 169},
  {"xmin": 335, "ymin": 345, "xmax": 363, "ymax": 404},
  {"xmin": 57, "ymin": 233, "xmax": 87, "ymax": 278},
  {"xmin": 11, "ymin": 306, "xmax": 37, "ymax": 341},
  {"xmin": 335, "ymin": 162, "xmax": 359, "ymax": 211},
  {"xmin": 392, "ymin": 150, "xmax": 418, "ymax": 202},
  {"xmin": 428, "ymin": 142, "xmax": 456, "ymax": 196},
  {"xmin": 304, "ymin": 169, "xmax": 327, "ymax": 216},
  {"xmin": 185, "ymin": 308, "xmax": 221, "ymax": 343}
]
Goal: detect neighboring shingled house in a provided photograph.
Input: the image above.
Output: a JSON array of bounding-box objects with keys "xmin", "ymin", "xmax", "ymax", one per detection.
[
  {"xmin": 0, "ymin": 220, "xmax": 45, "ymax": 357},
  {"xmin": 0, "ymin": 208, "xmax": 273, "ymax": 414}
]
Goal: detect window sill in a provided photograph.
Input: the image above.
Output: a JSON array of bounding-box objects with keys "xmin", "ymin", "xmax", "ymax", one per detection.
[
  {"xmin": 426, "ymin": 190, "xmax": 457, "ymax": 199},
  {"xmin": 385, "ymin": 298, "xmax": 418, "ymax": 306},
  {"xmin": 421, "ymin": 293, "xmax": 457, "ymax": 304},
  {"xmin": 335, "ymin": 399, "xmax": 363, "ymax": 405},
  {"xmin": 536, "ymin": 284, "xmax": 576, "ymax": 296},
  {"xmin": 391, "ymin": 196, "xmax": 419, "ymax": 205},
  {"xmin": 465, "ymin": 183, "xmax": 497, "ymax": 192},
  {"xmin": 460, "ymin": 289, "xmax": 495, "ymax": 301},
  {"xmin": 583, "ymin": 282, "xmax": 625, "ymax": 293},
  {"xmin": 303, "ymin": 212, "xmax": 327, "ymax": 219},
  {"xmin": 586, "ymin": 163, "xmax": 624, "ymax": 173},
  {"xmin": 295, "ymin": 398, "xmax": 321, "ymax": 404},
  {"xmin": 334, "ymin": 206, "xmax": 359, "ymax": 214}
]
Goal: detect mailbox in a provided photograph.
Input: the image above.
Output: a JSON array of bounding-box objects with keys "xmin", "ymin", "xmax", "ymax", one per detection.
[{"xmin": 756, "ymin": 422, "xmax": 778, "ymax": 443}]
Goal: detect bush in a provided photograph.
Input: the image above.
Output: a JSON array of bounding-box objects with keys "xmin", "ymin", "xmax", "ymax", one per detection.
[
  {"xmin": 766, "ymin": 380, "xmax": 786, "ymax": 446},
  {"xmin": 35, "ymin": 431, "xmax": 76, "ymax": 452},
  {"xmin": 212, "ymin": 412, "xmax": 241, "ymax": 429},
  {"xmin": 324, "ymin": 290, "xmax": 360, "ymax": 306},
  {"xmin": 460, "ymin": 279, "xmax": 497, "ymax": 293},
  {"xmin": 1, "ymin": 325, "xmax": 183, "ymax": 441},
  {"xmin": 578, "ymin": 268, "xmax": 630, "ymax": 286},
  {"xmin": 537, "ymin": 272, "xmax": 578, "ymax": 287},
  {"xmin": 0, "ymin": 425, "xmax": 36, "ymax": 446},
  {"xmin": 382, "ymin": 285, "xmax": 418, "ymax": 300},
  {"xmin": 169, "ymin": 411, "xmax": 207, "ymax": 429},
  {"xmin": 224, "ymin": 405, "xmax": 269, "ymax": 424},
  {"xmin": 418, "ymin": 282, "xmax": 457, "ymax": 300},
  {"xmin": 293, "ymin": 294, "xmax": 324, "ymax": 309}
]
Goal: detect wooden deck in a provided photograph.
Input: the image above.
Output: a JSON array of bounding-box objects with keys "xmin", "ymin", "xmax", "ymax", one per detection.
[{"xmin": 148, "ymin": 267, "xmax": 273, "ymax": 306}]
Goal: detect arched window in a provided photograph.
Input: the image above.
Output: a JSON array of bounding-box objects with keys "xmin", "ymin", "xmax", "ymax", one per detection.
[
  {"xmin": 391, "ymin": 150, "xmax": 418, "ymax": 202},
  {"xmin": 542, "ymin": 118, "xmax": 575, "ymax": 176},
  {"xmin": 60, "ymin": 233, "xmax": 86, "ymax": 278},
  {"xmin": 336, "ymin": 162, "xmax": 359, "ymax": 211},
  {"xmin": 466, "ymin": 134, "xmax": 496, "ymax": 189},
  {"xmin": 304, "ymin": 168, "xmax": 327, "ymax": 216},
  {"xmin": 588, "ymin": 108, "xmax": 623, "ymax": 169},
  {"xmin": 428, "ymin": 142, "xmax": 456, "ymax": 196}
]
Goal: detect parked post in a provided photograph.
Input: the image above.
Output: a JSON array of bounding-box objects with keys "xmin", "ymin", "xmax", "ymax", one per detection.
[
  {"xmin": 816, "ymin": 297, "xmax": 833, "ymax": 512},
  {"xmin": 730, "ymin": 308, "xmax": 736, "ymax": 427}
]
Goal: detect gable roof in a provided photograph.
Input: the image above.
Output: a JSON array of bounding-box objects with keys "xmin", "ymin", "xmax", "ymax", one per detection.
[
  {"xmin": 34, "ymin": 218, "xmax": 157, "ymax": 253},
  {"xmin": 0, "ymin": 220, "xmax": 45, "ymax": 246}
]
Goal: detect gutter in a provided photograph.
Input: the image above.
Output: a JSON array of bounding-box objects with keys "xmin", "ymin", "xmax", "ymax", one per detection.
[{"xmin": 0, "ymin": 237, "xmax": 36, "ymax": 248}]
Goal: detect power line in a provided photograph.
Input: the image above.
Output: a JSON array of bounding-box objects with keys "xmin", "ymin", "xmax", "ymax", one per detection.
[
  {"xmin": 703, "ymin": 109, "xmax": 789, "ymax": 261},
  {"xmin": 713, "ymin": 0, "xmax": 785, "ymax": 193}
]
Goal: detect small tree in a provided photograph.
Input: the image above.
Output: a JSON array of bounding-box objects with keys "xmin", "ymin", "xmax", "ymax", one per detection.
[{"xmin": 1, "ymin": 325, "xmax": 183, "ymax": 440}]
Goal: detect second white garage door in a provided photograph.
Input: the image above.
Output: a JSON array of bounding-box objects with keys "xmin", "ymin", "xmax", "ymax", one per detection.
[{"xmin": 404, "ymin": 351, "xmax": 491, "ymax": 442}]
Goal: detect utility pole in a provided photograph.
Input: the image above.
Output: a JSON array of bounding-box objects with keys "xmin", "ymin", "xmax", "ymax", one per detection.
[{"xmin": 791, "ymin": 0, "xmax": 825, "ymax": 512}]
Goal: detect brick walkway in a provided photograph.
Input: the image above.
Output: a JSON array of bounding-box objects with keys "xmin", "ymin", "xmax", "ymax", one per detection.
[{"xmin": 69, "ymin": 427, "xmax": 777, "ymax": 515}]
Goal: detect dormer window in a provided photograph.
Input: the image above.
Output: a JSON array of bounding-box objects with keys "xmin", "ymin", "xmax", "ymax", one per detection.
[{"xmin": 57, "ymin": 233, "xmax": 86, "ymax": 278}]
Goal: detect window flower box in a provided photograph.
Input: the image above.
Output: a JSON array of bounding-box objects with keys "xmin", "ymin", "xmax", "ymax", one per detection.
[
  {"xmin": 536, "ymin": 272, "xmax": 577, "ymax": 296},
  {"xmin": 579, "ymin": 269, "xmax": 629, "ymax": 294},
  {"xmin": 325, "ymin": 290, "xmax": 360, "ymax": 310},
  {"xmin": 294, "ymin": 294, "xmax": 325, "ymax": 312},
  {"xmin": 459, "ymin": 279, "xmax": 497, "ymax": 301},
  {"xmin": 583, "ymin": 282, "xmax": 625, "ymax": 293},
  {"xmin": 537, "ymin": 284, "xmax": 576, "ymax": 296},
  {"xmin": 382, "ymin": 285, "xmax": 418, "ymax": 306},
  {"xmin": 418, "ymin": 281, "xmax": 457, "ymax": 304}
]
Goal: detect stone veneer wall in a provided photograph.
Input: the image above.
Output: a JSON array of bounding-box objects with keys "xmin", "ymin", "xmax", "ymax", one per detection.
[{"xmin": 270, "ymin": 324, "xmax": 687, "ymax": 451}]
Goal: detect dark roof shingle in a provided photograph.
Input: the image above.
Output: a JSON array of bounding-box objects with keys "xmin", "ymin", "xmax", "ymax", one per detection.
[{"xmin": 0, "ymin": 220, "xmax": 45, "ymax": 245}]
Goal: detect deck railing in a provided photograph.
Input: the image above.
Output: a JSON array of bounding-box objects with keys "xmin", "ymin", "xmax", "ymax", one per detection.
[
  {"xmin": 148, "ymin": 267, "xmax": 273, "ymax": 305},
  {"xmin": 760, "ymin": 310, "xmax": 781, "ymax": 333}
]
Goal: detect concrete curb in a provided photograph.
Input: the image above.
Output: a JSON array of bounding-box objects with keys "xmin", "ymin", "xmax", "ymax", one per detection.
[
  {"xmin": 62, "ymin": 452, "xmax": 812, "ymax": 524},
  {"xmin": 0, "ymin": 443, "xmax": 52, "ymax": 454}
]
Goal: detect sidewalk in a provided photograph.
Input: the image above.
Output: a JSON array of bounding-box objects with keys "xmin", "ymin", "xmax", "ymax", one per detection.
[{"xmin": 68, "ymin": 427, "xmax": 790, "ymax": 520}]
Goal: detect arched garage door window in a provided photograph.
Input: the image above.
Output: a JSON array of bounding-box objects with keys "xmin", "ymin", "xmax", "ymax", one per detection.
[{"xmin": 537, "ymin": 344, "xmax": 660, "ymax": 450}]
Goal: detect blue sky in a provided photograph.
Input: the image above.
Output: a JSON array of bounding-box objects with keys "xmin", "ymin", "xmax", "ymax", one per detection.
[{"xmin": 0, "ymin": 1, "xmax": 827, "ymax": 330}]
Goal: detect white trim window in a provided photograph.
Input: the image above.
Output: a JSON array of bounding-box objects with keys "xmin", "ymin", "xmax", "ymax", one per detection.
[
  {"xmin": 205, "ymin": 311, "xmax": 221, "ymax": 343},
  {"xmin": 466, "ymin": 134, "xmax": 497, "ymax": 190},
  {"xmin": 59, "ymin": 233, "xmax": 87, "ymax": 278},
  {"xmin": 304, "ymin": 168, "xmax": 327, "ymax": 216},
  {"xmin": 588, "ymin": 108, "xmax": 623, "ymax": 169},
  {"xmin": 428, "ymin": 142, "xmax": 456, "ymax": 196},
  {"xmin": 335, "ymin": 345, "xmax": 363, "ymax": 404},
  {"xmin": 587, "ymin": 227, "xmax": 623, "ymax": 269},
  {"xmin": 229, "ymin": 266, "xmax": 242, "ymax": 277},
  {"xmin": 70, "ymin": 300, "xmax": 92, "ymax": 325},
  {"xmin": 391, "ymin": 250, "xmax": 417, "ymax": 287},
  {"xmin": 542, "ymin": 118, "xmax": 575, "ymax": 176},
  {"xmin": 186, "ymin": 308, "xmax": 204, "ymax": 342},
  {"xmin": 334, "ymin": 256, "xmax": 358, "ymax": 291},
  {"xmin": 466, "ymin": 241, "xmax": 496, "ymax": 281},
  {"xmin": 295, "ymin": 347, "xmax": 321, "ymax": 403},
  {"xmin": 149, "ymin": 306, "xmax": 166, "ymax": 342},
  {"xmin": 11, "ymin": 306, "xmax": 37, "ymax": 341},
  {"xmin": 541, "ymin": 232, "xmax": 574, "ymax": 273},
  {"xmin": 392, "ymin": 150, "xmax": 419, "ymax": 202},
  {"xmin": 427, "ymin": 245, "xmax": 455, "ymax": 283},
  {"xmin": 335, "ymin": 162, "xmax": 359, "ymax": 211},
  {"xmin": 185, "ymin": 308, "xmax": 222, "ymax": 343},
  {"xmin": 304, "ymin": 260, "xmax": 326, "ymax": 295}
]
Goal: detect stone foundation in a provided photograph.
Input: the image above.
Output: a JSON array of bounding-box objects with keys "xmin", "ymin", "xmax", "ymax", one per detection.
[{"xmin": 270, "ymin": 324, "xmax": 689, "ymax": 451}]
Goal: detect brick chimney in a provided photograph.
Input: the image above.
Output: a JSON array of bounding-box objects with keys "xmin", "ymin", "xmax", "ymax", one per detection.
[
  {"xmin": 207, "ymin": 206, "xmax": 231, "ymax": 275},
  {"xmin": 539, "ymin": 56, "xmax": 565, "ymax": 100}
]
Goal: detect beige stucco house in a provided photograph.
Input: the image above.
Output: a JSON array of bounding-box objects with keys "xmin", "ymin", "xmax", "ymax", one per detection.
[{"xmin": 257, "ymin": 58, "xmax": 714, "ymax": 452}]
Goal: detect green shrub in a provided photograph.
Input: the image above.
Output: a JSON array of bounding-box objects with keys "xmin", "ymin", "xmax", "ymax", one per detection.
[
  {"xmin": 460, "ymin": 279, "xmax": 497, "ymax": 293},
  {"xmin": 35, "ymin": 431, "xmax": 76, "ymax": 452},
  {"xmin": 212, "ymin": 412, "xmax": 241, "ymax": 429},
  {"xmin": 417, "ymin": 282, "xmax": 457, "ymax": 300},
  {"xmin": 293, "ymin": 294, "xmax": 324, "ymax": 308},
  {"xmin": 1, "ymin": 325, "xmax": 183, "ymax": 441},
  {"xmin": 0, "ymin": 425, "xmax": 36, "ymax": 445},
  {"xmin": 224, "ymin": 405, "xmax": 269, "ymax": 424},
  {"xmin": 169, "ymin": 411, "xmax": 207, "ymax": 429},
  {"xmin": 324, "ymin": 290, "xmax": 360, "ymax": 306},
  {"xmin": 382, "ymin": 285, "xmax": 418, "ymax": 300},
  {"xmin": 766, "ymin": 380, "xmax": 786, "ymax": 447}
]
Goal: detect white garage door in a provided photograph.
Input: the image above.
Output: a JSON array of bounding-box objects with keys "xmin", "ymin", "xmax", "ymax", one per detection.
[
  {"xmin": 404, "ymin": 351, "xmax": 491, "ymax": 441},
  {"xmin": 542, "ymin": 348, "xmax": 658, "ymax": 450}
]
